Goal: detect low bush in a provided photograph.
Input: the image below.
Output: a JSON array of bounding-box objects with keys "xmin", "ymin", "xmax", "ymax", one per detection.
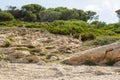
[
  {"xmin": 0, "ymin": 20, "xmax": 119, "ymax": 47},
  {"xmin": 81, "ymin": 33, "xmax": 96, "ymax": 41},
  {"xmin": 106, "ymin": 59, "xmax": 116, "ymax": 66},
  {"xmin": 0, "ymin": 11, "xmax": 14, "ymax": 21},
  {"xmin": 88, "ymin": 36, "xmax": 119, "ymax": 46}
]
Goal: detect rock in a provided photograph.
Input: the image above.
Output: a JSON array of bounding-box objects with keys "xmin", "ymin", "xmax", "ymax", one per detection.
[
  {"xmin": 37, "ymin": 61, "xmax": 46, "ymax": 65},
  {"xmin": 9, "ymin": 50, "xmax": 30, "ymax": 58},
  {"xmin": 41, "ymin": 37, "xmax": 53, "ymax": 43},
  {"xmin": 94, "ymin": 70, "xmax": 105, "ymax": 75},
  {"xmin": 32, "ymin": 47, "xmax": 46, "ymax": 55},
  {"xmin": 0, "ymin": 38, "xmax": 10, "ymax": 47},
  {"xmin": 0, "ymin": 55, "xmax": 4, "ymax": 61},
  {"xmin": 31, "ymin": 40, "xmax": 40, "ymax": 47},
  {"xmin": 113, "ymin": 61, "xmax": 120, "ymax": 66},
  {"xmin": 25, "ymin": 55, "xmax": 40, "ymax": 63},
  {"xmin": 63, "ymin": 42, "xmax": 120, "ymax": 65},
  {"xmin": 66, "ymin": 50, "xmax": 73, "ymax": 53},
  {"xmin": 0, "ymin": 48, "xmax": 15, "ymax": 54},
  {"xmin": 0, "ymin": 61, "xmax": 8, "ymax": 67},
  {"xmin": 46, "ymin": 46, "xmax": 55, "ymax": 49},
  {"xmin": 7, "ymin": 50, "xmax": 31, "ymax": 62},
  {"xmin": 48, "ymin": 49, "xmax": 59, "ymax": 53},
  {"xmin": 50, "ymin": 56, "xmax": 59, "ymax": 61},
  {"xmin": 58, "ymin": 45, "xmax": 72, "ymax": 53},
  {"xmin": 68, "ymin": 38, "xmax": 81, "ymax": 44},
  {"xmin": 58, "ymin": 45, "xmax": 66, "ymax": 52},
  {"xmin": 35, "ymin": 47, "xmax": 45, "ymax": 52}
]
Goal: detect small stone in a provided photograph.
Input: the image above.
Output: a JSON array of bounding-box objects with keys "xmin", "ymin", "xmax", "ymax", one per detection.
[
  {"xmin": 66, "ymin": 50, "xmax": 72, "ymax": 53},
  {"xmin": 37, "ymin": 61, "xmax": 46, "ymax": 65},
  {"xmin": 46, "ymin": 46, "xmax": 55, "ymax": 49},
  {"xmin": 94, "ymin": 70, "xmax": 105, "ymax": 75},
  {"xmin": 26, "ymin": 55, "xmax": 40, "ymax": 63},
  {"xmin": 50, "ymin": 56, "xmax": 59, "ymax": 61}
]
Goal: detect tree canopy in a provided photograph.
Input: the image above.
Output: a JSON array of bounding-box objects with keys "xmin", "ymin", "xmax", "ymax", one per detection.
[
  {"xmin": 0, "ymin": 4, "xmax": 98, "ymax": 22},
  {"xmin": 22, "ymin": 4, "xmax": 45, "ymax": 13},
  {"xmin": 115, "ymin": 9, "xmax": 120, "ymax": 22}
]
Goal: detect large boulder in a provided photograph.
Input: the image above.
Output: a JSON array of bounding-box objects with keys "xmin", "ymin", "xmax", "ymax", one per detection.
[{"xmin": 63, "ymin": 42, "xmax": 120, "ymax": 65}]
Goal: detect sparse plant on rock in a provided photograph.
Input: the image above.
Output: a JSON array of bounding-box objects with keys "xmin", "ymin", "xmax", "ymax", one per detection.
[
  {"xmin": 105, "ymin": 59, "xmax": 116, "ymax": 66},
  {"xmin": 4, "ymin": 40, "xmax": 11, "ymax": 47}
]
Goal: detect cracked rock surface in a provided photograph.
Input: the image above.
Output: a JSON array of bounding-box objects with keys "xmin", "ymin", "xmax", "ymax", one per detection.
[{"xmin": 0, "ymin": 27, "xmax": 85, "ymax": 63}]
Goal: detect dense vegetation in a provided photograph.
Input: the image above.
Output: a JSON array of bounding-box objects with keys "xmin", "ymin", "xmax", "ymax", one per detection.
[
  {"xmin": 0, "ymin": 4, "xmax": 98, "ymax": 22},
  {"xmin": 0, "ymin": 20, "xmax": 119, "ymax": 45},
  {"xmin": 0, "ymin": 4, "xmax": 120, "ymax": 46},
  {"xmin": 0, "ymin": 11, "xmax": 14, "ymax": 21}
]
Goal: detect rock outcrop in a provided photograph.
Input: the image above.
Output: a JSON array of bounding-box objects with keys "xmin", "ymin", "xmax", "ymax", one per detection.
[
  {"xmin": 63, "ymin": 42, "xmax": 120, "ymax": 65},
  {"xmin": 0, "ymin": 28, "xmax": 85, "ymax": 63}
]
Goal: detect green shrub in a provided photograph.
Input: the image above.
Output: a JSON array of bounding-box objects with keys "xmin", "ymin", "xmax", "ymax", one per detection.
[
  {"xmin": 47, "ymin": 25, "xmax": 83, "ymax": 35},
  {"xmin": 114, "ymin": 29, "xmax": 120, "ymax": 33},
  {"xmin": 23, "ymin": 12, "xmax": 37, "ymax": 22},
  {"xmin": 3, "ymin": 40, "xmax": 11, "ymax": 47},
  {"xmin": 91, "ymin": 36, "xmax": 119, "ymax": 46},
  {"xmin": 47, "ymin": 20, "xmax": 86, "ymax": 36},
  {"xmin": 73, "ymin": 33, "xmax": 80, "ymax": 39},
  {"xmin": 0, "ymin": 55, "xmax": 4, "ymax": 61},
  {"xmin": 106, "ymin": 59, "xmax": 116, "ymax": 66},
  {"xmin": 81, "ymin": 33, "xmax": 96, "ymax": 41},
  {"xmin": 105, "ymin": 23, "xmax": 120, "ymax": 34},
  {"xmin": 0, "ymin": 22, "xmax": 7, "ymax": 26},
  {"xmin": 91, "ymin": 21, "xmax": 106, "ymax": 28},
  {"xmin": 0, "ymin": 11, "xmax": 14, "ymax": 21}
]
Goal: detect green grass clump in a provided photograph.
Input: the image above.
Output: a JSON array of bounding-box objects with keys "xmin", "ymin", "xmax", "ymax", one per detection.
[
  {"xmin": 84, "ymin": 36, "xmax": 120, "ymax": 46},
  {"xmin": 4, "ymin": 40, "xmax": 11, "ymax": 47},
  {"xmin": 15, "ymin": 47, "xmax": 30, "ymax": 51},
  {"xmin": 106, "ymin": 59, "xmax": 116, "ymax": 66},
  {"xmin": 92, "ymin": 36, "xmax": 119, "ymax": 46},
  {"xmin": 81, "ymin": 33, "xmax": 96, "ymax": 41},
  {"xmin": 0, "ymin": 55, "xmax": 4, "ymax": 61}
]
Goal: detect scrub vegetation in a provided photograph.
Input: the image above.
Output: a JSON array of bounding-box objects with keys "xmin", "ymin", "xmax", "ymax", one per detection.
[{"xmin": 0, "ymin": 4, "xmax": 120, "ymax": 46}]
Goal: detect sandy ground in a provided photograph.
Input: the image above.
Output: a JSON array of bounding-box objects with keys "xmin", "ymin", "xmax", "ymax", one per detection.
[{"xmin": 0, "ymin": 62, "xmax": 120, "ymax": 80}]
